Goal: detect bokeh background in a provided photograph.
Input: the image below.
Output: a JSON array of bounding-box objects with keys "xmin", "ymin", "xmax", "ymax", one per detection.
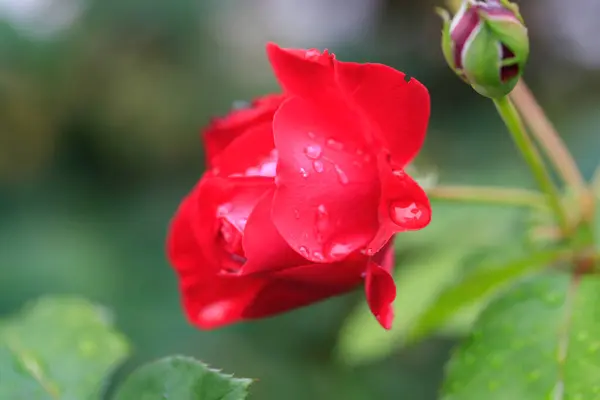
[{"xmin": 1, "ymin": 0, "xmax": 599, "ymax": 399}]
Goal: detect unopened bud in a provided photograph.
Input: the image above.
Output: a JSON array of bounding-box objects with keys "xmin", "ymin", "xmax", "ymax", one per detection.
[{"xmin": 437, "ymin": 0, "xmax": 529, "ymax": 98}]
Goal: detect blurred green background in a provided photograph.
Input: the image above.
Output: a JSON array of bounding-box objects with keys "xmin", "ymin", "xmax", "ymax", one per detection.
[{"xmin": 1, "ymin": 0, "xmax": 598, "ymax": 398}]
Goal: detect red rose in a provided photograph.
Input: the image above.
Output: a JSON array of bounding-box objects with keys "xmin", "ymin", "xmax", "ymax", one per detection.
[{"xmin": 167, "ymin": 43, "xmax": 431, "ymax": 330}]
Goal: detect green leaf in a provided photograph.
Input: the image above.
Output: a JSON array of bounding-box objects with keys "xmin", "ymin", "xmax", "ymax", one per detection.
[
  {"xmin": 442, "ymin": 272, "xmax": 600, "ymax": 399},
  {"xmin": 335, "ymin": 204, "xmax": 528, "ymax": 366},
  {"xmin": 0, "ymin": 297, "xmax": 130, "ymax": 400},
  {"xmin": 408, "ymin": 248, "xmax": 570, "ymax": 342},
  {"xmin": 336, "ymin": 246, "xmax": 469, "ymax": 366},
  {"xmin": 114, "ymin": 356, "xmax": 252, "ymax": 400}
]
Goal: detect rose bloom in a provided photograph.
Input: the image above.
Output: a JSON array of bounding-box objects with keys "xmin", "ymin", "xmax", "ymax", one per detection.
[{"xmin": 167, "ymin": 43, "xmax": 431, "ymax": 330}]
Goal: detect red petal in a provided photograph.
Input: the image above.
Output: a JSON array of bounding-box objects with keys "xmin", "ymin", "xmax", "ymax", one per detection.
[
  {"xmin": 211, "ymin": 121, "xmax": 277, "ymax": 178},
  {"xmin": 243, "ymin": 258, "xmax": 367, "ymax": 318},
  {"xmin": 168, "ymin": 190, "xmax": 265, "ymax": 329},
  {"xmin": 240, "ymin": 189, "xmax": 308, "ymax": 275},
  {"xmin": 189, "ymin": 175, "xmax": 274, "ymax": 270},
  {"xmin": 271, "ymin": 97, "xmax": 381, "ymax": 263},
  {"xmin": 371, "ymin": 238, "xmax": 395, "ymax": 273},
  {"xmin": 365, "ymin": 259, "xmax": 397, "ymax": 330},
  {"xmin": 366, "ymin": 165, "xmax": 431, "ymax": 255},
  {"xmin": 266, "ymin": 43, "xmax": 335, "ymax": 99},
  {"xmin": 184, "ymin": 256, "xmax": 368, "ymax": 328},
  {"xmin": 335, "ymin": 62, "xmax": 430, "ymax": 168},
  {"xmin": 181, "ymin": 275, "xmax": 265, "ymax": 329},
  {"xmin": 167, "ymin": 188, "xmax": 212, "ymax": 280},
  {"xmin": 203, "ymin": 94, "xmax": 285, "ymax": 166}
]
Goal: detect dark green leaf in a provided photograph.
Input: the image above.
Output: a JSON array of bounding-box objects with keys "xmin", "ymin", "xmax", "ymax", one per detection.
[
  {"xmin": 442, "ymin": 272, "xmax": 600, "ymax": 399},
  {"xmin": 114, "ymin": 356, "xmax": 252, "ymax": 400},
  {"xmin": 0, "ymin": 297, "xmax": 130, "ymax": 400}
]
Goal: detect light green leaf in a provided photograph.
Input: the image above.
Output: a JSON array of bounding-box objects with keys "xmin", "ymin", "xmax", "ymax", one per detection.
[
  {"xmin": 114, "ymin": 356, "xmax": 252, "ymax": 400},
  {"xmin": 408, "ymin": 248, "xmax": 571, "ymax": 342},
  {"xmin": 336, "ymin": 246, "xmax": 470, "ymax": 366},
  {"xmin": 0, "ymin": 297, "xmax": 130, "ymax": 400},
  {"xmin": 336, "ymin": 203, "xmax": 527, "ymax": 366},
  {"xmin": 442, "ymin": 272, "xmax": 600, "ymax": 399}
]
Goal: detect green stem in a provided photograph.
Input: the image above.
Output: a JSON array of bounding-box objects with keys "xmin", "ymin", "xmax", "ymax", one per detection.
[
  {"xmin": 427, "ymin": 185, "xmax": 546, "ymax": 210},
  {"xmin": 493, "ymin": 96, "xmax": 569, "ymax": 233},
  {"xmin": 592, "ymin": 165, "xmax": 600, "ymax": 197}
]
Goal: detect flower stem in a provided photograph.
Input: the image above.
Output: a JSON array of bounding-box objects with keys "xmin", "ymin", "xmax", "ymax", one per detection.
[
  {"xmin": 509, "ymin": 81, "xmax": 586, "ymax": 192},
  {"xmin": 493, "ymin": 96, "xmax": 569, "ymax": 233},
  {"xmin": 427, "ymin": 185, "xmax": 546, "ymax": 209},
  {"xmin": 593, "ymin": 165, "xmax": 600, "ymax": 197}
]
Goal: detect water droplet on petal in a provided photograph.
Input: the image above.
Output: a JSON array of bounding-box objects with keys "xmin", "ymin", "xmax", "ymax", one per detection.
[
  {"xmin": 314, "ymin": 205, "xmax": 329, "ymax": 245},
  {"xmin": 307, "ymin": 131, "xmax": 316, "ymax": 139},
  {"xmin": 315, "ymin": 205, "xmax": 329, "ymax": 229},
  {"xmin": 389, "ymin": 200, "xmax": 430, "ymax": 230},
  {"xmin": 298, "ymin": 246, "xmax": 309, "ymax": 258},
  {"xmin": 299, "ymin": 168, "xmax": 309, "ymax": 178},
  {"xmin": 313, "ymin": 160, "xmax": 324, "ymax": 173},
  {"xmin": 304, "ymin": 144, "xmax": 322, "ymax": 159},
  {"xmin": 334, "ymin": 164, "xmax": 349, "ymax": 185},
  {"xmin": 326, "ymin": 242, "xmax": 355, "ymax": 259},
  {"xmin": 361, "ymin": 248, "xmax": 376, "ymax": 256},
  {"xmin": 313, "ymin": 251, "xmax": 325, "ymax": 261},
  {"xmin": 293, "ymin": 209, "xmax": 300, "ymax": 219},
  {"xmin": 326, "ymin": 138, "xmax": 344, "ymax": 151}
]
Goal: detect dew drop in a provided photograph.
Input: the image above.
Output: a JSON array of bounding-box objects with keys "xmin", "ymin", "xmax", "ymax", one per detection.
[
  {"xmin": 326, "ymin": 138, "xmax": 344, "ymax": 151},
  {"xmin": 304, "ymin": 144, "xmax": 322, "ymax": 159},
  {"xmin": 314, "ymin": 205, "xmax": 329, "ymax": 246},
  {"xmin": 326, "ymin": 242, "xmax": 355, "ymax": 259},
  {"xmin": 334, "ymin": 164, "xmax": 349, "ymax": 185},
  {"xmin": 313, "ymin": 251, "xmax": 325, "ymax": 261},
  {"xmin": 389, "ymin": 200, "xmax": 429, "ymax": 229},
  {"xmin": 293, "ymin": 209, "xmax": 300, "ymax": 219},
  {"xmin": 316, "ymin": 205, "xmax": 329, "ymax": 229},
  {"xmin": 317, "ymin": 204, "xmax": 328, "ymax": 216},
  {"xmin": 299, "ymin": 167, "xmax": 309, "ymax": 178},
  {"xmin": 307, "ymin": 131, "xmax": 317, "ymax": 139},
  {"xmin": 298, "ymin": 246, "xmax": 309, "ymax": 258},
  {"xmin": 313, "ymin": 160, "xmax": 324, "ymax": 173},
  {"xmin": 361, "ymin": 248, "xmax": 376, "ymax": 256}
]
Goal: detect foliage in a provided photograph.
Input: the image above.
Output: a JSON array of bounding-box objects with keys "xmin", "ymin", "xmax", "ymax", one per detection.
[{"xmin": 0, "ymin": 298, "xmax": 251, "ymax": 400}]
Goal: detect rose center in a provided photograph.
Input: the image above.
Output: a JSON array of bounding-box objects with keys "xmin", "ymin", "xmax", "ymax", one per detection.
[{"xmin": 216, "ymin": 217, "xmax": 247, "ymax": 271}]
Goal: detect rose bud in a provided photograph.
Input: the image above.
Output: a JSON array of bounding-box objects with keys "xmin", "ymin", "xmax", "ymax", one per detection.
[
  {"xmin": 437, "ymin": 0, "xmax": 529, "ymax": 98},
  {"xmin": 166, "ymin": 43, "xmax": 432, "ymax": 331}
]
